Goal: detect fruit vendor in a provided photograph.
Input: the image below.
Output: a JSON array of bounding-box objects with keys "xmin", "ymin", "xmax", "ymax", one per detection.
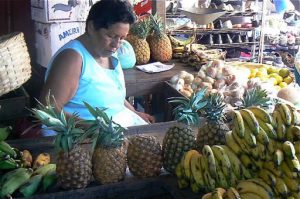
[{"xmin": 39, "ymin": 0, "xmax": 155, "ymax": 136}]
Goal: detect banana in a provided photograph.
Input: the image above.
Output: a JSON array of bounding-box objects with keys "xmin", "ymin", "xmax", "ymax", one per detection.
[
  {"xmin": 283, "ymin": 141, "xmax": 297, "ymax": 159},
  {"xmin": 276, "ymin": 103, "xmax": 292, "ymax": 126},
  {"xmin": 172, "ymin": 46, "xmax": 185, "ymax": 53},
  {"xmin": 34, "ymin": 163, "xmax": 56, "ymax": 176},
  {"xmin": 0, "ymin": 168, "xmax": 32, "ymax": 198},
  {"xmin": 263, "ymin": 161, "xmax": 283, "ymax": 177},
  {"xmin": 236, "ymin": 180, "xmax": 274, "ymax": 199},
  {"xmin": 0, "ymin": 141, "xmax": 17, "ymax": 158},
  {"xmin": 183, "ymin": 150, "xmax": 200, "ymax": 179},
  {"xmin": 256, "ymin": 127, "xmax": 270, "ymax": 144},
  {"xmin": 0, "ymin": 158, "xmax": 19, "ymax": 170},
  {"xmin": 221, "ymin": 145, "xmax": 243, "ymax": 180},
  {"xmin": 246, "ymin": 178, "xmax": 274, "ymax": 194},
  {"xmin": 272, "ymin": 110, "xmax": 285, "ymax": 129},
  {"xmin": 286, "ymin": 157, "xmax": 300, "ymax": 172},
  {"xmin": 202, "ymin": 192, "xmax": 212, "ymax": 199},
  {"xmin": 33, "ymin": 153, "xmax": 51, "ymax": 169},
  {"xmin": 202, "ymin": 145, "xmax": 217, "ymax": 179},
  {"xmin": 19, "ymin": 174, "xmax": 43, "ymax": 197},
  {"xmin": 283, "ymin": 175, "xmax": 300, "ymax": 193},
  {"xmin": 290, "ymin": 126, "xmax": 300, "ymax": 141},
  {"xmin": 215, "ymin": 165, "xmax": 229, "ymax": 189},
  {"xmin": 258, "ymin": 169, "xmax": 276, "ymax": 187},
  {"xmin": 257, "ymin": 119, "xmax": 277, "ymax": 139},
  {"xmin": 276, "ymin": 123, "xmax": 286, "ymax": 141},
  {"xmin": 21, "ymin": 150, "xmax": 33, "ymax": 168},
  {"xmin": 175, "ymin": 162, "xmax": 184, "ymax": 179},
  {"xmin": 190, "ymin": 153, "xmax": 205, "ymax": 187},
  {"xmin": 239, "ymin": 154, "xmax": 253, "ymax": 170},
  {"xmin": 244, "ymin": 124, "xmax": 257, "ymax": 148},
  {"xmin": 267, "ymin": 139, "xmax": 277, "ymax": 155},
  {"xmin": 294, "ymin": 141, "xmax": 300, "ymax": 154},
  {"xmin": 0, "ymin": 126, "xmax": 11, "ymax": 142},
  {"xmin": 240, "ymin": 109, "xmax": 260, "ymax": 135},
  {"xmin": 232, "ymin": 128, "xmax": 251, "ymax": 154},
  {"xmin": 273, "ymin": 149, "xmax": 285, "ymax": 166},
  {"xmin": 225, "ymin": 187, "xmax": 241, "ymax": 199},
  {"xmin": 239, "ymin": 192, "xmax": 264, "ymax": 199},
  {"xmin": 190, "ymin": 178, "xmax": 201, "ymax": 193},
  {"xmin": 274, "ymin": 176, "xmax": 290, "ymax": 197},
  {"xmin": 225, "ymin": 131, "xmax": 243, "ymax": 155},
  {"xmin": 199, "ymin": 155, "xmax": 216, "ymax": 192},
  {"xmin": 229, "ymin": 172, "xmax": 239, "ymax": 187},
  {"xmin": 292, "ymin": 192, "xmax": 300, "ymax": 199},
  {"xmin": 286, "ymin": 104, "xmax": 300, "ymax": 125},
  {"xmin": 177, "ymin": 178, "xmax": 189, "ymax": 189},
  {"xmin": 248, "ymin": 106, "xmax": 273, "ymax": 124},
  {"xmin": 169, "ymin": 35, "xmax": 195, "ymax": 47},
  {"xmin": 257, "ymin": 142, "xmax": 267, "ymax": 160},
  {"xmin": 42, "ymin": 169, "xmax": 57, "ymax": 191},
  {"xmin": 280, "ymin": 161, "xmax": 298, "ymax": 179},
  {"xmin": 212, "ymin": 187, "xmax": 226, "ymax": 199},
  {"xmin": 211, "ymin": 145, "xmax": 231, "ymax": 178},
  {"xmin": 232, "ymin": 110, "xmax": 245, "ymax": 138}
]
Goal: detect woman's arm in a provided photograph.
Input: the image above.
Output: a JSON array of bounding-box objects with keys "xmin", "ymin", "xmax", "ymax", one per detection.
[
  {"xmin": 124, "ymin": 100, "xmax": 155, "ymax": 124},
  {"xmin": 39, "ymin": 49, "xmax": 82, "ymax": 111}
]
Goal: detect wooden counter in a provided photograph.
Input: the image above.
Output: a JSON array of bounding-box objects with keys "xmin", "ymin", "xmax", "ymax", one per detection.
[
  {"xmin": 124, "ymin": 61, "xmax": 195, "ymax": 97},
  {"xmin": 8, "ymin": 122, "xmax": 202, "ymax": 199}
]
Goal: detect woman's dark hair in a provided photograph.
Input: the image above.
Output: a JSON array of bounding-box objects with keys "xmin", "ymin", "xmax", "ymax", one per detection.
[{"xmin": 86, "ymin": 0, "xmax": 136, "ymax": 31}]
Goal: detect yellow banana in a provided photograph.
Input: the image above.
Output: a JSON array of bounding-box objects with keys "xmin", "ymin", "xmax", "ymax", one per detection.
[
  {"xmin": 286, "ymin": 103, "xmax": 300, "ymax": 125},
  {"xmin": 239, "ymin": 192, "xmax": 264, "ymax": 199},
  {"xmin": 183, "ymin": 150, "xmax": 200, "ymax": 179},
  {"xmin": 232, "ymin": 110, "xmax": 245, "ymax": 138},
  {"xmin": 272, "ymin": 110, "xmax": 284, "ymax": 129},
  {"xmin": 225, "ymin": 131, "xmax": 243, "ymax": 155},
  {"xmin": 267, "ymin": 139, "xmax": 276, "ymax": 155},
  {"xmin": 199, "ymin": 155, "xmax": 216, "ymax": 192},
  {"xmin": 169, "ymin": 35, "xmax": 195, "ymax": 47},
  {"xmin": 250, "ymin": 143, "xmax": 260, "ymax": 160},
  {"xmin": 246, "ymin": 178, "xmax": 274, "ymax": 194},
  {"xmin": 294, "ymin": 141, "xmax": 300, "ymax": 154},
  {"xmin": 276, "ymin": 103, "xmax": 292, "ymax": 126},
  {"xmin": 273, "ymin": 149, "xmax": 285, "ymax": 166},
  {"xmin": 276, "ymin": 123, "xmax": 286, "ymax": 141},
  {"xmin": 283, "ymin": 175, "xmax": 300, "ymax": 193},
  {"xmin": 286, "ymin": 157, "xmax": 300, "ymax": 172},
  {"xmin": 221, "ymin": 145, "xmax": 243, "ymax": 180},
  {"xmin": 190, "ymin": 153, "xmax": 205, "ymax": 187},
  {"xmin": 202, "ymin": 145, "xmax": 217, "ymax": 179},
  {"xmin": 280, "ymin": 161, "xmax": 298, "ymax": 179},
  {"xmin": 291, "ymin": 126, "xmax": 300, "ymax": 141},
  {"xmin": 172, "ymin": 46, "xmax": 185, "ymax": 53},
  {"xmin": 257, "ymin": 119, "xmax": 277, "ymax": 139},
  {"xmin": 244, "ymin": 124, "xmax": 257, "ymax": 148},
  {"xmin": 236, "ymin": 180, "xmax": 274, "ymax": 199},
  {"xmin": 263, "ymin": 161, "xmax": 284, "ymax": 177},
  {"xmin": 256, "ymin": 127, "xmax": 270, "ymax": 144},
  {"xmin": 175, "ymin": 161, "xmax": 184, "ymax": 179},
  {"xmin": 212, "ymin": 187, "xmax": 226, "ymax": 199},
  {"xmin": 258, "ymin": 169, "xmax": 276, "ymax": 187},
  {"xmin": 248, "ymin": 106, "xmax": 273, "ymax": 124},
  {"xmin": 211, "ymin": 145, "xmax": 231, "ymax": 179},
  {"xmin": 292, "ymin": 192, "xmax": 300, "ymax": 199},
  {"xmin": 240, "ymin": 109, "xmax": 260, "ymax": 135},
  {"xmin": 225, "ymin": 187, "xmax": 241, "ymax": 199},
  {"xmin": 274, "ymin": 176, "xmax": 290, "ymax": 197},
  {"xmin": 282, "ymin": 141, "xmax": 297, "ymax": 159},
  {"xmin": 232, "ymin": 128, "xmax": 251, "ymax": 154},
  {"xmin": 239, "ymin": 154, "xmax": 253, "ymax": 170},
  {"xmin": 257, "ymin": 142, "xmax": 267, "ymax": 160}
]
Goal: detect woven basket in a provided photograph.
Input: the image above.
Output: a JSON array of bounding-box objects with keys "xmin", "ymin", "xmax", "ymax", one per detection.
[{"xmin": 0, "ymin": 32, "xmax": 31, "ymax": 97}]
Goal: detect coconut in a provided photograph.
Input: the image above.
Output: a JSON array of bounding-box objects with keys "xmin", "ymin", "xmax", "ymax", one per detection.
[{"xmin": 277, "ymin": 86, "xmax": 300, "ymax": 104}]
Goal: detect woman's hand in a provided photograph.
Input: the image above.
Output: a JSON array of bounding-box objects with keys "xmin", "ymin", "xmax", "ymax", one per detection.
[{"xmin": 136, "ymin": 111, "xmax": 156, "ymax": 124}]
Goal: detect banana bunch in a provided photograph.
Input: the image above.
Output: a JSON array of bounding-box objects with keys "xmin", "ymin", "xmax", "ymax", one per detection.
[{"xmin": 168, "ymin": 34, "xmax": 195, "ymax": 59}]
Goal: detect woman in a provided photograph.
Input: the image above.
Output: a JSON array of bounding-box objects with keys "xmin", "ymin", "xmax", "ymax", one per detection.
[{"xmin": 40, "ymin": 0, "xmax": 155, "ymax": 135}]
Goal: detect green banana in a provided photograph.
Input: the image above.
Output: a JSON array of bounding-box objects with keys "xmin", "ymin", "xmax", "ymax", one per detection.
[
  {"xmin": 221, "ymin": 145, "xmax": 243, "ymax": 180},
  {"xmin": 211, "ymin": 145, "xmax": 231, "ymax": 179},
  {"xmin": 42, "ymin": 170, "xmax": 57, "ymax": 191},
  {"xmin": 0, "ymin": 158, "xmax": 19, "ymax": 170},
  {"xmin": 0, "ymin": 141, "xmax": 17, "ymax": 158},
  {"xmin": 256, "ymin": 127, "xmax": 270, "ymax": 144},
  {"xmin": 19, "ymin": 174, "xmax": 43, "ymax": 198},
  {"xmin": 240, "ymin": 109, "xmax": 260, "ymax": 135},
  {"xmin": 225, "ymin": 131, "xmax": 243, "ymax": 155},
  {"xmin": 0, "ymin": 168, "xmax": 32, "ymax": 198},
  {"xmin": 33, "ymin": 163, "xmax": 56, "ymax": 176},
  {"xmin": 232, "ymin": 110, "xmax": 245, "ymax": 138},
  {"xmin": 202, "ymin": 145, "xmax": 217, "ymax": 179},
  {"xmin": 215, "ymin": 165, "xmax": 229, "ymax": 189},
  {"xmin": 199, "ymin": 155, "xmax": 216, "ymax": 192},
  {"xmin": 0, "ymin": 126, "xmax": 12, "ymax": 142},
  {"xmin": 244, "ymin": 124, "xmax": 257, "ymax": 148}
]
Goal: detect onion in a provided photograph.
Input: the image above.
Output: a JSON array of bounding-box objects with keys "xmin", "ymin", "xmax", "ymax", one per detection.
[
  {"xmin": 170, "ymin": 74, "xmax": 179, "ymax": 84},
  {"xmin": 179, "ymin": 70, "xmax": 188, "ymax": 79},
  {"xmin": 206, "ymin": 67, "xmax": 217, "ymax": 79},
  {"xmin": 204, "ymin": 76, "xmax": 215, "ymax": 84},
  {"xmin": 184, "ymin": 74, "xmax": 194, "ymax": 84},
  {"xmin": 193, "ymin": 76, "xmax": 202, "ymax": 85}
]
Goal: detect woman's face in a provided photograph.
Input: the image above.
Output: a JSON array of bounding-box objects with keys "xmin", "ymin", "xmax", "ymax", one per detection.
[{"xmin": 89, "ymin": 22, "xmax": 130, "ymax": 57}]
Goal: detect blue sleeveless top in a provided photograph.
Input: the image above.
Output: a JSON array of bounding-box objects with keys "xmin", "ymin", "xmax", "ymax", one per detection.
[{"xmin": 45, "ymin": 40, "xmax": 126, "ymax": 120}]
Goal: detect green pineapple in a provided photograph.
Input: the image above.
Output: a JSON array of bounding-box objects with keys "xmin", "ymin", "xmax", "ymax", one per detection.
[
  {"xmin": 31, "ymin": 96, "xmax": 92, "ymax": 190},
  {"xmin": 241, "ymin": 87, "xmax": 273, "ymax": 109},
  {"xmin": 84, "ymin": 102, "xmax": 127, "ymax": 184},
  {"xmin": 196, "ymin": 92, "xmax": 230, "ymax": 151},
  {"xmin": 162, "ymin": 88, "xmax": 207, "ymax": 174}
]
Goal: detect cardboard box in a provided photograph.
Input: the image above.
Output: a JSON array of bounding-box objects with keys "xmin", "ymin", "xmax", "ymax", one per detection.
[
  {"xmin": 31, "ymin": 0, "xmax": 97, "ymax": 23},
  {"xmin": 134, "ymin": 0, "xmax": 152, "ymax": 15},
  {"xmin": 35, "ymin": 21, "xmax": 86, "ymax": 67}
]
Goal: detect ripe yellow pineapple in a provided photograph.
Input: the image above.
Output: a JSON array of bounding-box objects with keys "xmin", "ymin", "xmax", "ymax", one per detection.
[
  {"xmin": 127, "ymin": 135, "xmax": 163, "ymax": 177},
  {"xmin": 126, "ymin": 16, "xmax": 151, "ymax": 64},
  {"xmin": 84, "ymin": 102, "xmax": 127, "ymax": 184},
  {"xmin": 147, "ymin": 14, "xmax": 172, "ymax": 62},
  {"xmin": 31, "ymin": 96, "xmax": 92, "ymax": 190},
  {"xmin": 162, "ymin": 88, "xmax": 207, "ymax": 174},
  {"xmin": 196, "ymin": 93, "xmax": 230, "ymax": 151}
]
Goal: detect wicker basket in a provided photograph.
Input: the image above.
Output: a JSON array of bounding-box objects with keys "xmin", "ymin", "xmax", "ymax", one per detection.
[{"xmin": 0, "ymin": 32, "xmax": 31, "ymax": 97}]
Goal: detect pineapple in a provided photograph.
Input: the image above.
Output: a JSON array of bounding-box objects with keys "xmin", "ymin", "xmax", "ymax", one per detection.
[
  {"xmin": 242, "ymin": 87, "xmax": 273, "ymax": 109},
  {"xmin": 147, "ymin": 14, "xmax": 172, "ymax": 62},
  {"xmin": 126, "ymin": 16, "xmax": 151, "ymax": 64},
  {"xmin": 196, "ymin": 92, "xmax": 230, "ymax": 151},
  {"xmin": 84, "ymin": 102, "xmax": 127, "ymax": 184},
  {"xmin": 127, "ymin": 135, "xmax": 163, "ymax": 177},
  {"xmin": 31, "ymin": 96, "xmax": 92, "ymax": 190},
  {"xmin": 162, "ymin": 88, "xmax": 207, "ymax": 174}
]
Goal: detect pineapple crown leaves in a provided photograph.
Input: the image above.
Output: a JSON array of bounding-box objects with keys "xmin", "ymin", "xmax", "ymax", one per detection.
[
  {"xmin": 200, "ymin": 92, "xmax": 226, "ymax": 122},
  {"xmin": 31, "ymin": 94, "xmax": 88, "ymax": 153},
  {"xmin": 129, "ymin": 15, "xmax": 151, "ymax": 39},
  {"xmin": 83, "ymin": 102, "xmax": 126, "ymax": 150},
  {"xmin": 241, "ymin": 87, "xmax": 273, "ymax": 109},
  {"xmin": 149, "ymin": 14, "xmax": 165, "ymax": 38},
  {"xmin": 168, "ymin": 87, "xmax": 207, "ymax": 126}
]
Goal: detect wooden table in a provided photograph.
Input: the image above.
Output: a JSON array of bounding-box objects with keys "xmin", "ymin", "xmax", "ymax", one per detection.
[
  {"xmin": 124, "ymin": 61, "xmax": 195, "ymax": 97},
  {"xmin": 8, "ymin": 122, "xmax": 202, "ymax": 199}
]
